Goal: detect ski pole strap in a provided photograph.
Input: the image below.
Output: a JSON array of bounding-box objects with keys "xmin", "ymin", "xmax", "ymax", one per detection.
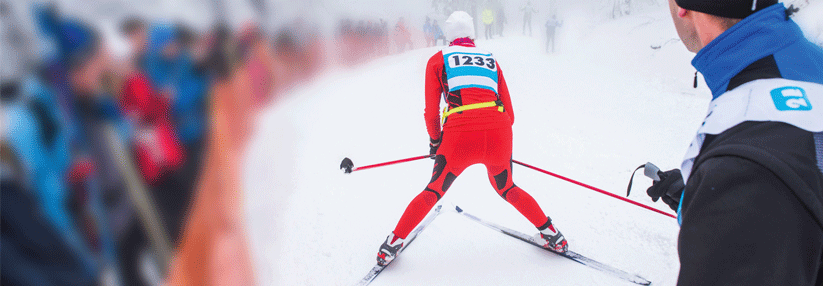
[
  {"xmin": 626, "ymin": 164, "xmax": 646, "ymax": 197},
  {"xmin": 442, "ymin": 100, "xmax": 504, "ymax": 124}
]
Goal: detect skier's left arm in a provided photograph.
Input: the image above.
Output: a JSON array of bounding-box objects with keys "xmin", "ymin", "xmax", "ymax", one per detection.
[
  {"xmin": 497, "ymin": 64, "xmax": 515, "ymax": 124},
  {"xmin": 424, "ymin": 52, "xmax": 445, "ymax": 141}
]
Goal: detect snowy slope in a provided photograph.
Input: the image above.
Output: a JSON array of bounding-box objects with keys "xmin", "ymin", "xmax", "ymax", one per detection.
[{"xmin": 243, "ymin": 6, "xmax": 715, "ymax": 286}]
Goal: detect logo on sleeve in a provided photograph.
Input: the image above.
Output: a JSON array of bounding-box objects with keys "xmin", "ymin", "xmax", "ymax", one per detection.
[{"xmin": 771, "ymin": 86, "xmax": 812, "ymax": 111}]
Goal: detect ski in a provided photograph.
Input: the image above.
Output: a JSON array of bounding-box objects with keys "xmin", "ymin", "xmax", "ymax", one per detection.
[
  {"xmin": 355, "ymin": 205, "xmax": 443, "ymax": 286},
  {"xmin": 454, "ymin": 205, "xmax": 652, "ymax": 286}
]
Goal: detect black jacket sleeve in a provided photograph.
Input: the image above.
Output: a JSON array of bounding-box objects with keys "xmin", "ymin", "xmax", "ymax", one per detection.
[{"xmin": 678, "ymin": 155, "xmax": 823, "ymax": 286}]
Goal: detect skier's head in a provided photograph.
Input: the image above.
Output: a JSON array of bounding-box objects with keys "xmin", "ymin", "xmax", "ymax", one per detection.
[
  {"xmin": 667, "ymin": 0, "xmax": 778, "ymax": 52},
  {"xmin": 444, "ymin": 11, "xmax": 475, "ymax": 43}
]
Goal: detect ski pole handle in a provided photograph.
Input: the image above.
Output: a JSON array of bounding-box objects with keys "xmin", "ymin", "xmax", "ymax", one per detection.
[
  {"xmin": 341, "ymin": 155, "xmax": 432, "ymax": 173},
  {"xmin": 626, "ymin": 162, "xmax": 665, "ymax": 196},
  {"xmin": 642, "ymin": 162, "xmax": 662, "ymax": 181},
  {"xmin": 513, "ymin": 159, "xmax": 677, "ymax": 219}
]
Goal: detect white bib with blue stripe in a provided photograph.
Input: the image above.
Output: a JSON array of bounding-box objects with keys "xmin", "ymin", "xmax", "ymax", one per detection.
[
  {"xmin": 681, "ymin": 78, "xmax": 823, "ymax": 183},
  {"xmin": 442, "ymin": 46, "xmax": 499, "ymax": 94}
]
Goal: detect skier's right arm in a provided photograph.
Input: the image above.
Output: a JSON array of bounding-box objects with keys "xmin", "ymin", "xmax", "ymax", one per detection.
[
  {"xmin": 497, "ymin": 64, "xmax": 515, "ymax": 124},
  {"xmin": 424, "ymin": 52, "xmax": 445, "ymax": 141}
]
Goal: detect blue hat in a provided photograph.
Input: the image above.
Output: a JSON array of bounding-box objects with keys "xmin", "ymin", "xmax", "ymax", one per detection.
[
  {"xmin": 59, "ymin": 21, "xmax": 92, "ymax": 55},
  {"xmin": 57, "ymin": 20, "xmax": 98, "ymax": 67}
]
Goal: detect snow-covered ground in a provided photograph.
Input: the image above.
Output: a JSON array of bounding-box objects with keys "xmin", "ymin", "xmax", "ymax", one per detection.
[{"xmin": 242, "ymin": 4, "xmax": 819, "ymax": 285}]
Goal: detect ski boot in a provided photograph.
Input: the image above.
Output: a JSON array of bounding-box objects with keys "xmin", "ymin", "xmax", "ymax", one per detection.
[
  {"xmin": 536, "ymin": 218, "xmax": 568, "ymax": 253},
  {"xmin": 376, "ymin": 232, "xmax": 405, "ymax": 266}
]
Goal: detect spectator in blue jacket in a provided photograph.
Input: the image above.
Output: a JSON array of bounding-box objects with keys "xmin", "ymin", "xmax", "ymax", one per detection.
[{"xmin": 1, "ymin": 3, "xmax": 102, "ymax": 284}]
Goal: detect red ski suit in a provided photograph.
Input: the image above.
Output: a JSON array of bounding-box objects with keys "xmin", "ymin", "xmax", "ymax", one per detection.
[{"xmin": 392, "ymin": 41, "xmax": 552, "ymax": 239}]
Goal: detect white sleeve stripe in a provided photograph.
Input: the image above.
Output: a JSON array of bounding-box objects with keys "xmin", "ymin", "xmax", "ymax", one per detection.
[{"xmin": 447, "ymin": 76, "xmax": 499, "ymax": 92}]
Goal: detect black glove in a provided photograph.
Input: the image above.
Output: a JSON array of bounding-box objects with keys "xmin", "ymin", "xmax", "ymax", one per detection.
[
  {"xmin": 429, "ymin": 137, "xmax": 441, "ymax": 158},
  {"xmin": 646, "ymin": 169, "xmax": 685, "ymax": 211}
]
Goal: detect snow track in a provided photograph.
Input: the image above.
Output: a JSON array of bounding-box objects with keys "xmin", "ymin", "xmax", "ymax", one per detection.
[{"xmin": 244, "ymin": 7, "xmax": 721, "ymax": 286}]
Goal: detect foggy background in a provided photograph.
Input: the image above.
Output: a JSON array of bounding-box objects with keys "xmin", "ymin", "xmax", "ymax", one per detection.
[
  {"xmin": 8, "ymin": 0, "xmax": 819, "ymax": 60},
  {"xmin": 2, "ymin": 0, "xmax": 821, "ymax": 285}
]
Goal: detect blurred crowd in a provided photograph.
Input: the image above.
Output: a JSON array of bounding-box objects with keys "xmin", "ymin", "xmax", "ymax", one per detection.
[
  {"xmin": 335, "ymin": 18, "xmax": 390, "ymax": 64},
  {"xmin": 423, "ymin": 16, "xmax": 446, "ymax": 47},
  {"xmin": 332, "ymin": 0, "xmax": 574, "ymax": 66},
  {"xmin": 430, "ymin": 0, "xmax": 512, "ymax": 40},
  {"xmin": 0, "ymin": 1, "xmax": 323, "ymax": 285},
  {"xmin": 3, "ymin": 1, "xmax": 583, "ymax": 286},
  {"xmin": 334, "ymin": 16, "xmax": 425, "ymax": 65}
]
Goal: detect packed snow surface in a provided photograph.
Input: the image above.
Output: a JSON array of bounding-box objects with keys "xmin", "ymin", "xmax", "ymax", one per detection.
[{"xmin": 243, "ymin": 5, "xmax": 744, "ymax": 286}]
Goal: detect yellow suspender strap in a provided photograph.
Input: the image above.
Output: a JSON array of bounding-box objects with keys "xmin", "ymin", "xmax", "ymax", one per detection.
[{"xmin": 441, "ymin": 100, "xmax": 505, "ymax": 124}]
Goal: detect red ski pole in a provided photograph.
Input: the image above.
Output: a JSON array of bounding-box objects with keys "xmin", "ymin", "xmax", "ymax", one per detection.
[
  {"xmin": 512, "ymin": 159, "xmax": 677, "ymax": 219},
  {"xmin": 340, "ymin": 155, "xmax": 432, "ymax": 173}
]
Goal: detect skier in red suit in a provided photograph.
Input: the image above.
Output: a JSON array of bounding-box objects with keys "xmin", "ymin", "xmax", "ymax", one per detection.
[{"xmin": 377, "ymin": 11, "xmax": 568, "ymax": 266}]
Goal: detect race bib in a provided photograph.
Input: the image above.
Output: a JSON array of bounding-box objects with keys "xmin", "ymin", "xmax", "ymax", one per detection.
[{"xmin": 442, "ymin": 46, "xmax": 499, "ymax": 94}]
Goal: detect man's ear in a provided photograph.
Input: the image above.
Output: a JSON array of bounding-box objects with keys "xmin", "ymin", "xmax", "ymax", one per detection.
[{"xmin": 677, "ymin": 7, "xmax": 688, "ymax": 18}]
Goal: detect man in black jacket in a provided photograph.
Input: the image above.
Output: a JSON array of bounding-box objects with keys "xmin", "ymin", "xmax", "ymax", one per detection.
[{"xmin": 646, "ymin": 0, "xmax": 823, "ymax": 285}]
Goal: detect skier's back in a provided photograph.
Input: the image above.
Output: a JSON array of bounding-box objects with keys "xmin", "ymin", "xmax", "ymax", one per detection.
[{"xmin": 376, "ymin": 10, "xmax": 568, "ymax": 266}]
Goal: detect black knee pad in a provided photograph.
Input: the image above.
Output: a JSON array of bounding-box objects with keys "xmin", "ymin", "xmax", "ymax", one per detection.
[
  {"xmin": 442, "ymin": 172, "xmax": 457, "ymax": 193},
  {"xmin": 493, "ymin": 169, "xmax": 509, "ymax": 190}
]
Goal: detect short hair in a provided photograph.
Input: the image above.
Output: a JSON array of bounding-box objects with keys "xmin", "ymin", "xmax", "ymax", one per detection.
[{"xmin": 120, "ymin": 16, "xmax": 145, "ymax": 36}]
